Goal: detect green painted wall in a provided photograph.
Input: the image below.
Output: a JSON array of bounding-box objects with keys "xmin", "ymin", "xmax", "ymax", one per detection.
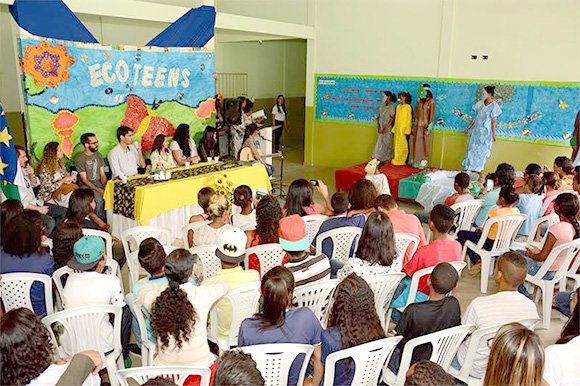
[
  {"xmin": 253, "ymin": 97, "xmax": 305, "ymax": 150},
  {"xmin": 304, "ymin": 108, "xmax": 571, "ymax": 171}
]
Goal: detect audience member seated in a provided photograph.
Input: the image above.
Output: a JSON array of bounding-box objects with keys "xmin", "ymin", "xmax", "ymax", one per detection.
[
  {"xmin": 543, "ymin": 287, "xmax": 580, "ymax": 386},
  {"xmin": 214, "ymin": 350, "xmax": 265, "ymax": 386},
  {"xmin": 405, "ymin": 360, "xmax": 456, "ymax": 386},
  {"xmin": 198, "ymin": 126, "xmax": 218, "ymax": 162},
  {"xmin": 189, "ymin": 186, "xmax": 216, "ymax": 223},
  {"xmin": 543, "ymin": 171, "xmax": 562, "ymax": 215},
  {"xmin": 232, "ymin": 185, "xmax": 256, "ymax": 230},
  {"xmin": 107, "ymin": 126, "xmax": 146, "ymax": 179},
  {"xmin": 347, "ymin": 178, "xmax": 378, "ymax": 218},
  {"xmin": 203, "ymin": 229, "xmax": 259, "ymax": 341},
  {"xmin": 364, "ymin": 158, "xmax": 391, "ymax": 195},
  {"xmin": 246, "ymin": 194, "xmax": 286, "ymax": 274},
  {"xmin": 311, "ymin": 191, "xmax": 365, "ymax": 258},
  {"xmin": 388, "ymin": 263, "xmax": 461, "ymax": 372},
  {"xmin": 321, "ymin": 273, "xmax": 386, "ymax": 385},
  {"xmin": 475, "ymin": 163, "xmax": 515, "ymax": 228},
  {"xmin": 281, "ymin": 215, "xmax": 331, "ymax": 286},
  {"xmin": 143, "ymin": 249, "xmax": 227, "ymax": 379},
  {"xmin": 37, "ymin": 141, "xmax": 77, "ymax": 208},
  {"xmin": 445, "ymin": 172, "xmax": 474, "ymax": 206},
  {"xmin": 515, "ymin": 163, "xmax": 544, "ymax": 192},
  {"xmin": 15, "ymin": 145, "xmax": 62, "ymax": 233},
  {"xmin": 553, "ymin": 288, "xmax": 577, "ymax": 318},
  {"xmin": 457, "ymin": 187, "xmax": 520, "ymax": 274},
  {"xmin": 285, "ymin": 178, "xmax": 332, "ymax": 216},
  {"xmin": 170, "ymin": 123, "xmax": 201, "ymax": 166},
  {"xmin": 574, "ymin": 172, "xmax": 580, "ymax": 194},
  {"xmin": 375, "ymin": 194, "xmax": 427, "ymax": 262},
  {"xmin": 0, "ymin": 308, "xmax": 102, "ymax": 386},
  {"xmin": 149, "ymin": 134, "xmax": 176, "ymax": 172},
  {"xmin": 242, "ymin": 124, "xmax": 274, "ymax": 176},
  {"xmin": 51, "ymin": 221, "xmax": 83, "ymax": 269},
  {"xmin": 519, "ymin": 193, "xmax": 580, "ymax": 296},
  {"xmin": 453, "ymin": 252, "xmax": 540, "ymax": 379},
  {"xmin": 516, "ymin": 174, "xmax": 544, "ymax": 236},
  {"xmin": 238, "ymin": 266, "xmax": 324, "ymax": 386},
  {"xmin": 484, "ymin": 322, "xmax": 544, "ymax": 386},
  {"xmin": 337, "ymin": 211, "xmax": 396, "ymax": 278},
  {"xmin": 0, "ymin": 200, "xmax": 22, "ymax": 239},
  {"xmin": 75, "ymin": 133, "xmax": 108, "ymax": 217},
  {"xmin": 554, "ymin": 156, "xmax": 574, "ymax": 191},
  {"xmin": 193, "ymin": 194, "xmax": 235, "ymax": 246},
  {"xmin": 0, "ymin": 215, "xmax": 54, "ymax": 317},
  {"xmin": 63, "ymin": 236, "xmax": 128, "ymax": 358},
  {"xmin": 390, "ymin": 205, "xmax": 461, "ymax": 315}
]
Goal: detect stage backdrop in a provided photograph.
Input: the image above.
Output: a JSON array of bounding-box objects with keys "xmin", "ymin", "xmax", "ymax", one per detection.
[
  {"xmin": 18, "ymin": 35, "xmax": 215, "ymax": 163},
  {"xmin": 315, "ymin": 74, "xmax": 580, "ymax": 146}
]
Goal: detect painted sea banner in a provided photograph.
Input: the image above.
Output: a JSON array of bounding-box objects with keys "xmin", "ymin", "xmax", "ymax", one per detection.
[
  {"xmin": 315, "ymin": 74, "xmax": 580, "ymax": 146},
  {"xmin": 18, "ymin": 35, "xmax": 215, "ymax": 163}
]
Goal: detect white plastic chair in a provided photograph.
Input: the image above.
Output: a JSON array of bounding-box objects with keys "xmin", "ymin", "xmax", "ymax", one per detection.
[
  {"xmin": 461, "ymin": 214, "xmax": 526, "ymax": 293},
  {"xmin": 449, "ymin": 318, "xmax": 539, "ymax": 386},
  {"xmin": 303, "ymin": 214, "xmax": 329, "ymax": 243},
  {"xmin": 126, "ymin": 245, "xmax": 176, "ymax": 290},
  {"xmin": 190, "ymin": 244, "xmax": 221, "ymax": 280},
  {"xmin": 116, "ymin": 366, "xmax": 211, "ymax": 386},
  {"xmin": 0, "ymin": 273, "xmax": 54, "ymax": 316},
  {"xmin": 82, "ymin": 228, "xmax": 125, "ymax": 293},
  {"xmin": 323, "ymin": 336, "xmax": 403, "ymax": 386},
  {"xmin": 511, "ymin": 214, "xmax": 559, "ymax": 251},
  {"xmin": 563, "ymin": 252, "xmax": 580, "ymax": 291},
  {"xmin": 293, "ymin": 279, "xmax": 340, "ymax": 327},
  {"xmin": 451, "ymin": 199, "xmax": 483, "ymax": 236},
  {"xmin": 315, "ymin": 227, "xmax": 362, "ymax": 263},
  {"xmin": 244, "ymin": 243, "xmax": 286, "ymax": 277},
  {"xmin": 182, "ymin": 220, "xmax": 210, "ymax": 249},
  {"xmin": 239, "ymin": 343, "xmax": 315, "ymax": 386},
  {"xmin": 524, "ymin": 238, "xmax": 580, "ymax": 329},
  {"xmin": 125, "ymin": 294, "xmax": 155, "ymax": 366},
  {"xmin": 208, "ymin": 282, "xmax": 261, "ymax": 354},
  {"xmin": 42, "ymin": 305, "xmax": 124, "ymax": 386},
  {"xmin": 393, "ymin": 233, "xmax": 420, "ymax": 271},
  {"xmin": 121, "ymin": 225, "xmax": 172, "ymax": 258},
  {"xmin": 382, "ymin": 324, "xmax": 475, "ymax": 386},
  {"xmin": 364, "ymin": 273, "xmax": 405, "ymax": 331}
]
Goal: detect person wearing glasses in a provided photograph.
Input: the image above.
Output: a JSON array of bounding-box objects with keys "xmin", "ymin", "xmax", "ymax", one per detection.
[{"xmin": 75, "ymin": 133, "xmax": 108, "ymax": 218}]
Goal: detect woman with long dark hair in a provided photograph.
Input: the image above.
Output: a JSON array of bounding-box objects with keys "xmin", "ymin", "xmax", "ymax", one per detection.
[
  {"xmin": 198, "ymin": 126, "xmax": 218, "ymax": 162},
  {"xmin": 337, "ymin": 211, "xmax": 397, "ymax": 278},
  {"xmin": 37, "ymin": 141, "xmax": 77, "ymax": 207},
  {"xmin": 150, "ymin": 134, "xmax": 176, "ymax": 172},
  {"xmin": 52, "ymin": 221, "xmax": 83, "ymax": 269},
  {"xmin": 271, "ymin": 94, "xmax": 288, "ymax": 152},
  {"xmin": 0, "ymin": 199, "xmax": 22, "ymax": 239},
  {"xmin": 347, "ymin": 178, "xmax": 378, "ymax": 218},
  {"xmin": 170, "ymin": 123, "xmax": 201, "ymax": 166},
  {"xmin": 0, "ymin": 308, "xmax": 101, "ymax": 385},
  {"xmin": 372, "ymin": 90, "xmax": 396, "ymax": 162},
  {"xmin": 147, "ymin": 249, "xmax": 227, "ymax": 372},
  {"xmin": 285, "ymin": 178, "xmax": 332, "ymax": 216},
  {"xmin": 462, "ymin": 85, "xmax": 502, "ymax": 172},
  {"xmin": 392, "ymin": 92, "xmax": 413, "ymax": 166},
  {"xmin": 238, "ymin": 266, "xmax": 324, "ymax": 386},
  {"xmin": 322, "ymin": 273, "xmax": 386, "ymax": 385}
]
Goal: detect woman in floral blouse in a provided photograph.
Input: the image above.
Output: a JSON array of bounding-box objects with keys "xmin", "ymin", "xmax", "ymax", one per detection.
[{"xmin": 37, "ymin": 142, "xmax": 77, "ymax": 208}]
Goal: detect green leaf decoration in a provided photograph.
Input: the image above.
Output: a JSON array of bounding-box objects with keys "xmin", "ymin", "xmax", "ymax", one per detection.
[{"xmin": 25, "ymin": 75, "xmax": 48, "ymax": 96}]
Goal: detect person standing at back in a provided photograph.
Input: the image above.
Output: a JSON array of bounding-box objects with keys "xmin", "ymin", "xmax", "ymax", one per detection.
[
  {"xmin": 271, "ymin": 94, "xmax": 288, "ymax": 152},
  {"xmin": 75, "ymin": 133, "xmax": 108, "ymax": 218}
]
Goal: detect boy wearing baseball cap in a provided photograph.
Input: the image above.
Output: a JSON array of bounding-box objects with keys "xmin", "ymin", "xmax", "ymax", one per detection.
[
  {"xmin": 203, "ymin": 228, "xmax": 259, "ymax": 341},
  {"xmin": 281, "ymin": 215, "xmax": 331, "ymax": 287}
]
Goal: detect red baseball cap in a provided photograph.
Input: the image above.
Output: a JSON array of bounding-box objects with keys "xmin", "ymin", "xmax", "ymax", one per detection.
[{"xmin": 279, "ymin": 215, "xmax": 310, "ymax": 251}]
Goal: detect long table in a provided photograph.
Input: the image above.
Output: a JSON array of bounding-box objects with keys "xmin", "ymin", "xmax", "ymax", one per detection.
[{"xmin": 104, "ymin": 161, "xmax": 271, "ymax": 239}]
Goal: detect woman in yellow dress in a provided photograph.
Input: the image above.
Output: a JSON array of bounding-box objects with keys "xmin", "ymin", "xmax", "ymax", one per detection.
[{"xmin": 391, "ymin": 92, "xmax": 413, "ymax": 166}]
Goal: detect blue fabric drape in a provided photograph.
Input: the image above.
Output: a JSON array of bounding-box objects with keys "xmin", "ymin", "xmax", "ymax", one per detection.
[
  {"xmin": 146, "ymin": 5, "xmax": 215, "ymax": 48},
  {"xmin": 9, "ymin": 0, "xmax": 98, "ymax": 43}
]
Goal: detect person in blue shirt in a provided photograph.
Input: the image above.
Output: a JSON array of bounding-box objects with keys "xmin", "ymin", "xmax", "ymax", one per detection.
[
  {"xmin": 516, "ymin": 174, "xmax": 544, "ymax": 236},
  {"xmin": 321, "ymin": 273, "xmax": 386, "ymax": 385},
  {"xmin": 475, "ymin": 163, "xmax": 515, "ymax": 228},
  {"xmin": 0, "ymin": 215, "xmax": 54, "ymax": 317}
]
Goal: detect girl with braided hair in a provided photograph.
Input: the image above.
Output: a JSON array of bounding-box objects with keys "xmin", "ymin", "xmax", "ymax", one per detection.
[
  {"xmin": 145, "ymin": 249, "xmax": 228, "ymax": 378},
  {"xmin": 522, "ymin": 192, "xmax": 580, "ymax": 291}
]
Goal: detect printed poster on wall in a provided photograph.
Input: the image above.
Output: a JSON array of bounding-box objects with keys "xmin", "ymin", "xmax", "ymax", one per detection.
[
  {"xmin": 18, "ymin": 35, "xmax": 216, "ymax": 163},
  {"xmin": 315, "ymin": 74, "xmax": 580, "ymax": 146}
]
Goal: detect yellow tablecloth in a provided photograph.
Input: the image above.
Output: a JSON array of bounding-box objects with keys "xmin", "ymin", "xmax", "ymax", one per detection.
[{"xmin": 104, "ymin": 162, "xmax": 271, "ymax": 225}]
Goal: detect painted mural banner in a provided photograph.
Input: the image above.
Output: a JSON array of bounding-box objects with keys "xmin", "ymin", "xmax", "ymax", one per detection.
[
  {"xmin": 315, "ymin": 74, "xmax": 580, "ymax": 146},
  {"xmin": 18, "ymin": 35, "xmax": 215, "ymax": 163}
]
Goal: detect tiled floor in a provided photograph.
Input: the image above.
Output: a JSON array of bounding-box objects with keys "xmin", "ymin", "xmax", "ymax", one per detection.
[{"xmin": 271, "ymin": 146, "xmax": 567, "ymax": 346}]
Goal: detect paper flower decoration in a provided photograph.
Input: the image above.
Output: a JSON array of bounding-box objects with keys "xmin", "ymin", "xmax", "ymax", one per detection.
[
  {"xmin": 52, "ymin": 110, "xmax": 79, "ymax": 157},
  {"xmin": 21, "ymin": 41, "xmax": 75, "ymax": 88},
  {"xmin": 195, "ymin": 98, "xmax": 216, "ymax": 120}
]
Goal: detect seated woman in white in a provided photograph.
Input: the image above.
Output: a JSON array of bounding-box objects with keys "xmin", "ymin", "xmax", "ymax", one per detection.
[
  {"xmin": 193, "ymin": 194, "xmax": 235, "ymax": 246},
  {"xmin": 150, "ymin": 134, "xmax": 176, "ymax": 172},
  {"xmin": 170, "ymin": 123, "xmax": 201, "ymax": 166}
]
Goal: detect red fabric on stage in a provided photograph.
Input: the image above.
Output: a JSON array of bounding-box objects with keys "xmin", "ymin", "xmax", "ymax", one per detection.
[{"xmin": 335, "ymin": 163, "xmax": 421, "ymax": 200}]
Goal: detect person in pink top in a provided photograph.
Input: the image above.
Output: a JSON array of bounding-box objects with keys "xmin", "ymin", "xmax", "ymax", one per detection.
[
  {"xmin": 389, "ymin": 205, "xmax": 461, "ymax": 322},
  {"xmin": 375, "ymin": 194, "xmax": 426, "ymax": 264},
  {"xmin": 444, "ymin": 172, "xmax": 474, "ymax": 207},
  {"xmin": 519, "ymin": 192, "xmax": 580, "ymax": 296},
  {"xmin": 542, "ymin": 172, "xmax": 562, "ymax": 215}
]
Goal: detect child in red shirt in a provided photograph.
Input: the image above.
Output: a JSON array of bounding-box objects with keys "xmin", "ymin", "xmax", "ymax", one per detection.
[{"xmin": 444, "ymin": 172, "xmax": 473, "ymax": 206}]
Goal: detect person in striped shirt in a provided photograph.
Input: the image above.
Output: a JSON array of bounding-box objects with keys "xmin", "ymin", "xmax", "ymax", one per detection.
[{"xmin": 279, "ymin": 215, "xmax": 331, "ymax": 286}]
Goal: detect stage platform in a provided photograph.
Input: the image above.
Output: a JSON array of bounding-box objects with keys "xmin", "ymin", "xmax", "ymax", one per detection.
[{"xmin": 335, "ymin": 163, "xmax": 423, "ymax": 201}]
